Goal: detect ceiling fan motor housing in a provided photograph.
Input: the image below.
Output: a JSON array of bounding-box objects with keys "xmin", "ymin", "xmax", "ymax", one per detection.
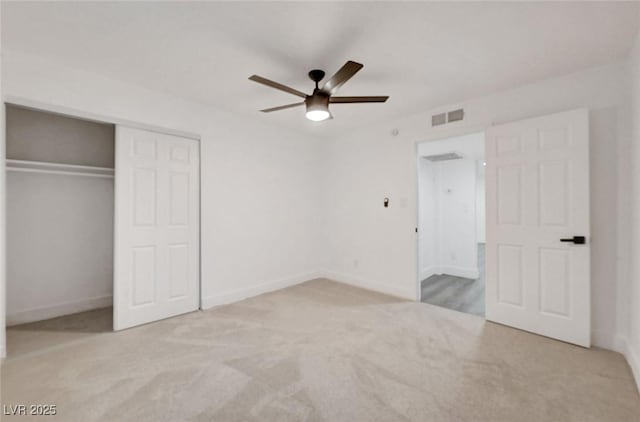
[{"xmin": 305, "ymin": 91, "xmax": 330, "ymax": 110}]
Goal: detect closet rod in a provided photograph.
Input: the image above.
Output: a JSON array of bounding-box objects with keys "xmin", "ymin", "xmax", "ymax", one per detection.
[{"xmin": 5, "ymin": 159, "xmax": 114, "ymax": 179}]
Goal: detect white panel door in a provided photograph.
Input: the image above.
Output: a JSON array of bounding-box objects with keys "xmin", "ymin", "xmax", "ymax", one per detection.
[
  {"xmin": 485, "ymin": 109, "xmax": 590, "ymax": 347},
  {"xmin": 114, "ymin": 126, "xmax": 199, "ymax": 330}
]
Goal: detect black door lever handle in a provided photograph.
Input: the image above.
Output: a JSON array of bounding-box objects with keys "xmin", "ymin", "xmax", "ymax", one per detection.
[{"xmin": 560, "ymin": 236, "xmax": 586, "ymax": 245}]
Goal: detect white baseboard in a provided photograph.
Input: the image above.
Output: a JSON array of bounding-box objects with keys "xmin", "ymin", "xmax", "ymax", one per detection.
[
  {"xmin": 320, "ymin": 270, "xmax": 416, "ymax": 301},
  {"xmin": 419, "ymin": 266, "xmax": 438, "ymax": 281},
  {"xmin": 439, "ymin": 266, "xmax": 479, "ymax": 279},
  {"xmin": 7, "ymin": 295, "xmax": 112, "ymax": 326},
  {"xmin": 591, "ymin": 329, "xmax": 626, "ymax": 353},
  {"xmin": 617, "ymin": 336, "xmax": 640, "ymax": 394},
  {"xmin": 590, "ymin": 331, "xmax": 639, "ymax": 393},
  {"xmin": 201, "ymin": 271, "xmax": 323, "ymax": 309},
  {"xmin": 200, "ymin": 269, "xmax": 416, "ymax": 311}
]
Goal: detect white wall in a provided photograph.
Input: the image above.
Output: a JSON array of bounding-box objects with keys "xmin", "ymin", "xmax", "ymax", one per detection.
[
  {"xmin": 627, "ymin": 25, "xmax": 640, "ymax": 391},
  {"xmin": 476, "ymin": 162, "xmax": 486, "ymax": 244},
  {"xmin": 6, "ymin": 106, "xmax": 115, "ymax": 167},
  {"xmin": 419, "ymin": 157, "xmax": 479, "ymax": 280},
  {"xmin": 418, "ymin": 158, "xmax": 437, "ymax": 280},
  {"xmin": 0, "ymin": 50, "xmax": 324, "ymax": 338},
  {"xmin": 436, "ymin": 158, "xmax": 478, "ymax": 279},
  {"xmin": 322, "ymin": 62, "xmax": 630, "ymax": 351},
  {"xmin": 6, "ymin": 172, "xmax": 113, "ymax": 324}
]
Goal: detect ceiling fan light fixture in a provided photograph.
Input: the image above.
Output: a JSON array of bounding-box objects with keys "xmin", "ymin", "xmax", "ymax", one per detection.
[
  {"xmin": 305, "ymin": 94, "xmax": 331, "ymax": 122},
  {"xmin": 305, "ymin": 108, "xmax": 330, "ymax": 122}
]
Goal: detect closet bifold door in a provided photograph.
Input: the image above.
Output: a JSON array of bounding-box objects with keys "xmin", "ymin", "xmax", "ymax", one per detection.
[{"xmin": 114, "ymin": 126, "xmax": 199, "ymax": 330}]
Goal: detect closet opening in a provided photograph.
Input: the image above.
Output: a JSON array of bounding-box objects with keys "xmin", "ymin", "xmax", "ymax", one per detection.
[
  {"xmin": 417, "ymin": 132, "xmax": 486, "ymax": 317},
  {"xmin": 5, "ymin": 105, "xmax": 115, "ymax": 357}
]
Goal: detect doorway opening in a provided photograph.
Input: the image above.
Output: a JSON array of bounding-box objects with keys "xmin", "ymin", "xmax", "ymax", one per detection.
[
  {"xmin": 417, "ymin": 132, "xmax": 485, "ymax": 317},
  {"xmin": 5, "ymin": 105, "xmax": 115, "ymax": 357}
]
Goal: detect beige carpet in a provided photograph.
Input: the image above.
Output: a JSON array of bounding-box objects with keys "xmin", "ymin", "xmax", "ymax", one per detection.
[{"xmin": 2, "ymin": 279, "xmax": 639, "ymax": 421}]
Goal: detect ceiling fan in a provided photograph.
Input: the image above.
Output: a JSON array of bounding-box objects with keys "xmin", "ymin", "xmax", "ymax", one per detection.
[{"xmin": 249, "ymin": 60, "xmax": 389, "ymax": 122}]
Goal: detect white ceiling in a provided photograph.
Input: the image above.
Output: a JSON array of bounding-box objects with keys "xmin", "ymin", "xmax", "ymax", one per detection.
[{"xmin": 2, "ymin": 2, "xmax": 639, "ymax": 135}]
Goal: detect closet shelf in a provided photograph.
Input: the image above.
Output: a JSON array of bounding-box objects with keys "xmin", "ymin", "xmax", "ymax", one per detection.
[{"xmin": 6, "ymin": 159, "xmax": 114, "ymax": 178}]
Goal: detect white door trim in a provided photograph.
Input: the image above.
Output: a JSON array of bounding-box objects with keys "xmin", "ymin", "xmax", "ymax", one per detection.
[{"xmin": 4, "ymin": 96, "xmax": 201, "ymax": 141}]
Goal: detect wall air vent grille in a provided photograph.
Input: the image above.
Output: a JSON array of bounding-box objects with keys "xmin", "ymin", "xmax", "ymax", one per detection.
[
  {"xmin": 447, "ymin": 109, "xmax": 464, "ymax": 123},
  {"xmin": 432, "ymin": 113, "xmax": 446, "ymax": 126},
  {"xmin": 431, "ymin": 108, "xmax": 464, "ymax": 126}
]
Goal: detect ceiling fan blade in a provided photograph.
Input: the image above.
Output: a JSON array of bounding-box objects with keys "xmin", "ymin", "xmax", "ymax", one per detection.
[
  {"xmin": 330, "ymin": 96, "xmax": 389, "ymax": 103},
  {"xmin": 321, "ymin": 61, "xmax": 364, "ymax": 95},
  {"xmin": 249, "ymin": 75, "xmax": 307, "ymax": 98},
  {"xmin": 260, "ymin": 102, "xmax": 304, "ymax": 113}
]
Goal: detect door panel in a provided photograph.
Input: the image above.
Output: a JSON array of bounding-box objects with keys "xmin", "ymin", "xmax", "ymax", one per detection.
[
  {"xmin": 496, "ymin": 166, "xmax": 522, "ymax": 225},
  {"xmin": 497, "ymin": 244, "xmax": 524, "ymax": 307},
  {"xmin": 132, "ymin": 246, "xmax": 156, "ymax": 306},
  {"xmin": 169, "ymin": 172, "xmax": 190, "ymax": 226},
  {"xmin": 169, "ymin": 244, "xmax": 189, "ymax": 299},
  {"xmin": 539, "ymin": 248, "xmax": 570, "ymax": 317},
  {"xmin": 539, "ymin": 161, "xmax": 568, "ymax": 226},
  {"xmin": 486, "ymin": 109, "xmax": 590, "ymax": 347},
  {"xmin": 133, "ymin": 168, "xmax": 157, "ymax": 226},
  {"xmin": 114, "ymin": 126, "xmax": 199, "ymax": 330}
]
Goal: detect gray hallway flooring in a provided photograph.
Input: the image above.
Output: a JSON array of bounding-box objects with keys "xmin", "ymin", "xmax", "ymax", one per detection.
[
  {"xmin": 3, "ymin": 278, "xmax": 639, "ymax": 421},
  {"xmin": 421, "ymin": 243, "xmax": 485, "ymax": 316}
]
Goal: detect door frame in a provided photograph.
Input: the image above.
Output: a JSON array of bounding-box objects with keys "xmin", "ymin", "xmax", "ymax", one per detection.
[
  {"xmin": 415, "ymin": 128, "xmax": 487, "ymax": 314},
  {"xmin": 1, "ymin": 97, "xmax": 203, "ymax": 355}
]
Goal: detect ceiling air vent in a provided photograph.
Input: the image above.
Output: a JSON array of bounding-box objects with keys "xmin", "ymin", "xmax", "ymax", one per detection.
[
  {"xmin": 424, "ymin": 152, "xmax": 464, "ymax": 162},
  {"xmin": 431, "ymin": 108, "xmax": 464, "ymax": 126}
]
